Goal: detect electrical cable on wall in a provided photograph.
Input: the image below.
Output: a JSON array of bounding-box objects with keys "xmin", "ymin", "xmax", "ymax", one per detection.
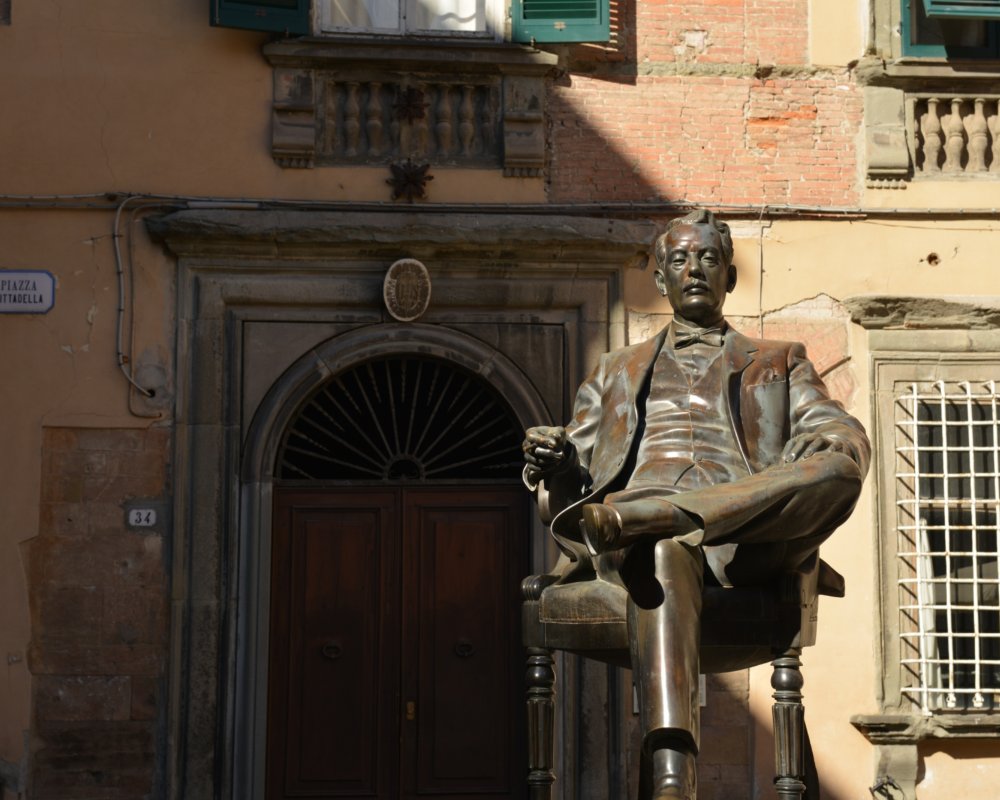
[
  {"xmin": 112, "ymin": 195, "xmax": 183, "ymax": 416},
  {"xmin": 757, "ymin": 204, "xmax": 767, "ymax": 338},
  {"xmin": 2, "ymin": 190, "xmax": 998, "ymax": 419}
]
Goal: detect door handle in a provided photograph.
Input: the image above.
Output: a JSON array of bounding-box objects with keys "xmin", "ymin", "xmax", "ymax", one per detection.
[
  {"xmin": 320, "ymin": 641, "xmax": 343, "ymax": 660},
  {"xmin": 405, "ymin": 700, "xmax": 416, "ymax": 721}
]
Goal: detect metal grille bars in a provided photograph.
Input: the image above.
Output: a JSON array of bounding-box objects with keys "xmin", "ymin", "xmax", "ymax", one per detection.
[{"xmin": 895, "ymin": 380, "xmax": 1000, "ymax": 714}]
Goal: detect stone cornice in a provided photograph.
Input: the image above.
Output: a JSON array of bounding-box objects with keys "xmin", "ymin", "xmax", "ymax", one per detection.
[
  {"xmin": 146, "ymin": 209, "xmax": 656, "ymax": 264},
  {"xmin": 844, "ymin": 295, "xmax": 1000, "ymax": 330},
  {"xmin": 854, "ymin": 54, "xmax": 1000, "ymax": 91}
]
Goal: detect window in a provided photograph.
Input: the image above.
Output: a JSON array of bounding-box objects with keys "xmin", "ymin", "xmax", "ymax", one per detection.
[
  {"xmin": 894, "ymin": 379, "xmax": 1000, "ymax": 713},
  {"xmin": 212, "ymin": 0, "xmax": 610, "ymax": 42},
  {"xmin": 901, "ymin": 0, "xmax": 1000, "ymax": 57},
  {"xmin": 318, "ymin": 0, "xmax": 497, "ymax": 37},
  {"xmin": 870, "ymin": 355, "xmax": 1000, "ymax": 721}
]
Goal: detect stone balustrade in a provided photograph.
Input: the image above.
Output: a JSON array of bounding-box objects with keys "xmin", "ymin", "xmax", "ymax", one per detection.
[
  {"xmin": 322, "ymin": 79, "xmax": 501, "ymax": 165},
  {"xmin": 912, "ymin": 94, "xmax": 1000, "ymax": 176},
  {"xmin": 263, "ymin": 40, "xmax": 558, "ymax": 176}
]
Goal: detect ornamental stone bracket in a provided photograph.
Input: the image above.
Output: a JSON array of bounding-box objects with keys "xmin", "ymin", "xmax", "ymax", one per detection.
[
  {"xmin": 263, "ymin": 39, "xmax": 559, "ymax": 176},
  {"xmin": 864, "ymin": 86, "xmax": 911, "ymax": 188}
]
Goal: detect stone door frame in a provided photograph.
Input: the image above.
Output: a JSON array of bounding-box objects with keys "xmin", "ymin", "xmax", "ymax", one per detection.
[{"xmin": 148, "ymin": 209, "xmax": 653, "ymax": 800}]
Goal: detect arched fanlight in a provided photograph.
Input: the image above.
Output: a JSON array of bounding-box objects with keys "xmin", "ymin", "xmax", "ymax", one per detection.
[{"xmin": 277, "ymin": 355, "xmax": 525, "ymax": 482}]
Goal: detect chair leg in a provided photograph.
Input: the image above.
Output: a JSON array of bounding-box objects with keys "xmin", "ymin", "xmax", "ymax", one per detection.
[
  {"xmin": 526, "ymin": 647, "xmax": 556, "ymax": 800},
  {"xmin": 771, "ymin": 648, "xmax": 806, "ymax": 800}
]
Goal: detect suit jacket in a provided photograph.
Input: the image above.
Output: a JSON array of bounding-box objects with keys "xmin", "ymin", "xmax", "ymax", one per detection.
[{"xmin": 532, "ymin": 324, "xmax": 870, "ymax": 579}]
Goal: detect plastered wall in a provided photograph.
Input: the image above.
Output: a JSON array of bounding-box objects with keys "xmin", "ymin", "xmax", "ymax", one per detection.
[{"xmin": 2, "ymin": 1, "xmax": 1000, "ymax": 798}]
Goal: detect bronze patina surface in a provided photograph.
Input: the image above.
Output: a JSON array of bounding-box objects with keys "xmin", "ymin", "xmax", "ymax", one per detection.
[{"xmin": 523, "ymin": 209, "xmax": 870, "ymax": 799}]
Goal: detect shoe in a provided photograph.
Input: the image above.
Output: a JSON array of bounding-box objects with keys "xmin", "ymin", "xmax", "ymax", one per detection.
[
  {"xmin": 650, "ymin": 746, "xmax": 696, "ymax": 800},
  {"xmin": 581, "ymin": 503, "xmax": 623, "ymax": 555}
]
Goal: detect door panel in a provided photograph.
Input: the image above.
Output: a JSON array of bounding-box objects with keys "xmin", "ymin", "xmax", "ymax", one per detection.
[
  {"xmin": 404, "ymin": 489, "xmax": 523, "ymax": 798},
  {"xmin": 268, "ymin": 492, "xmax": 400, "ymax": 799},
  {"xmin": 268, "ymin": 486, "xmax": 525, "ymax": 800}
]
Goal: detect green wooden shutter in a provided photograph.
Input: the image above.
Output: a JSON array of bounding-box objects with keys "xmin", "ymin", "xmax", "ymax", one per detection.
[
  {"xmin": 512, "ymin": 0, "xmax": 610, "ymax": 43},
  {"xmin": 922, "ymin": 0, "xmax": 1000, "ymax": 18},
  {"xmin": 211, "ymin": 0, "xmax": 310, "ymax": 35}
]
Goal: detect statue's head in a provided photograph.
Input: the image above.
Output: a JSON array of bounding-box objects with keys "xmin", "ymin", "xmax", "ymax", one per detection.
[{"xmin": 653, "ymin": 208, "xmax": 736, "ymax": 328}]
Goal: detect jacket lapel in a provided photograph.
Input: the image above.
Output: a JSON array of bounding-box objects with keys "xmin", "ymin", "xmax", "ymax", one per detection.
[
  {"xmin": 722, "ymin": 328, "xmax": 758, "ymax": 471},
  {"xmin": 628, "ymin": 325, "xmax": 669, "ymax": 398}
]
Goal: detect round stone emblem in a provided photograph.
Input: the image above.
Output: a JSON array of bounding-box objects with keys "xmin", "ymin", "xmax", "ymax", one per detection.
[{"xmin": 383, "ymin": 258, "xmax": 431, "ymax": 322}]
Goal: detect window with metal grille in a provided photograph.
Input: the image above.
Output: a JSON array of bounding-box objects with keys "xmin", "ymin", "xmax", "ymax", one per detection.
[{"xmin": 894, "ymin": 380, "xmax": 1000, "ymax": 713}]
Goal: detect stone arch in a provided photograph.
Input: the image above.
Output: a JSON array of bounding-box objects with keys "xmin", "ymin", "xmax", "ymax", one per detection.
[
  {"xmin": 232, "ymin": 322, "xmax": 552, "ymax": 799},
  {"xmin": 243, "ymin": 322, "xmax": 552, "ymax": 483}
]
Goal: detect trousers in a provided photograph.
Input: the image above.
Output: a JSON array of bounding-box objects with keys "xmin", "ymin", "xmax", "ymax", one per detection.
[{"xmin": 599, "ymin": 451, "xmax": 863, "ymax": 751}]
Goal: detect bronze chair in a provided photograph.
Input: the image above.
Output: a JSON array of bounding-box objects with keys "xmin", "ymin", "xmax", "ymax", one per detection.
[{"xmin": 521, "ymin": 552, "xmax": 845, "ymax": 800}]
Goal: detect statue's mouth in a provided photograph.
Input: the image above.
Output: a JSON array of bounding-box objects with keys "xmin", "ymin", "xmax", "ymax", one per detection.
[{"xmin": 684, "ymin": 283, "xmax": 710, "ymax": 295}]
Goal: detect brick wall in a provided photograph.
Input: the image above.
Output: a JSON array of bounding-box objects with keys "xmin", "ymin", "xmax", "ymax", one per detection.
[
  {"xmin": 550, "ymin": 0, "xmax": 862, "ymax": 206},
  {"xmin": 26, "ymin": 428, "xmax": 171, "ymax": 799},
  {"xmin": 635, "ymin": 0, "xmax": 808, "ymax": 66}
]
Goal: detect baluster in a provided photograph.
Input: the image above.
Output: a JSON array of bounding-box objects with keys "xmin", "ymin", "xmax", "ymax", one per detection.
[
  {"xmin": 943, "ymin": 97, "xmax": 966, "ymax": 173},
  {"xmin": 481, "ymin": 86, "xmax": 498, "ymax": 156},
  {"xmin": 325, "ymin": 81, "xmax": 338, "ymax": 156},
  {"xmin": 344, "ymin": 82, "xmax": 361, "ymax": 158},
  {"xmin": 920, "ymin": 98, "xmax": 943, "ymax": 173},
  {"xmin": 966, "ymin": 97, "xmax": 988, "ymax": 172},
  {"xmin": 988, "ymin": 100, "xmax": 1000, "ymax": 173},
  {"xmin": 391, "ymin": 84, "xmax": 403, "ymax": 159},
  {"xmin": 436, "ymin": 85, "xmax": 453, "ymax": 157},
  {"xmin": 366, "ymin": 82, "xmax": 384, "ymax": 158},
  {"xmin": 459, "ymin": 85, "xmax": 475, "ymax": 157},
  {"xmin": 413, "ymin": 83, "xmax": 429, "ymax": 158}
]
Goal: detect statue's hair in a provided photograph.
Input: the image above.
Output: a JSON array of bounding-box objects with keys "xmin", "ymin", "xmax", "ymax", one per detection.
[{"xmin": 654, "ymin": 209, "xmax": 734, "ymax": 268}]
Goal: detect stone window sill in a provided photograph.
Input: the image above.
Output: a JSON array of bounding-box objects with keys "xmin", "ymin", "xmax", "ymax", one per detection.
[
  {"xmin": 857, "ymin": 55, "xmax": 1000, "ymax": 90},
  {"xmin": 852, "ymin": 713, "xmax": 1000, "ymax": 743}
]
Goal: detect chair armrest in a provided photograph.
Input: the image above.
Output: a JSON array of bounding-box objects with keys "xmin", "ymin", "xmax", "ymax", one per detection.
[
  {"xmin": 817, "ymin": 559, "xmax": 845, "ymax": 598},
  {"xmin": 522, "ymin": 573, "xmax": 560, "ymax": 601}
]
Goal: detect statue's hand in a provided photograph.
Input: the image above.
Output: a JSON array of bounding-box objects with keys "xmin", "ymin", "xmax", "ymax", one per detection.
[
  {"xmin": 782, "ymin": 432, "xmax": 851, "ymax": 463},
  {"xmin": 523, "ymin": 426, "xmax": 570, "ymax": 483}
]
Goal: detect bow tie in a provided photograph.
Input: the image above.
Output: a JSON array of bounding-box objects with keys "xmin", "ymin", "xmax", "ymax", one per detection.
[{"xmin": 674, "ymin": 327, "xmax": 725, "ymax": 348}]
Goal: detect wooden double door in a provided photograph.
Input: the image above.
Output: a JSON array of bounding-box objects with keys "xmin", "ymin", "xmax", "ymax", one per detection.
[{"xmin": 266, "ymin": 485, "xmax": 528, "ymax": 800}]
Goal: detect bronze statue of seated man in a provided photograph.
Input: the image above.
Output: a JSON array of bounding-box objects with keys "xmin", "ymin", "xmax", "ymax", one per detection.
[{"xmin": 522, "ymin": 209, "xmax": 869, "ymax": 800}]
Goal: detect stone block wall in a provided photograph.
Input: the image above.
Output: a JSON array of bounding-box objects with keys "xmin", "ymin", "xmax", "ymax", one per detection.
[{"xmin": 25, "ymin": 428, "xmax": 171, "ymax": 799}]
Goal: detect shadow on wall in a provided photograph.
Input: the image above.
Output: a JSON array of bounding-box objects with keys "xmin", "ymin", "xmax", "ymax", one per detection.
[{"xmin": 613, "ymin": 666, "xmax": 854, "ymax": 800}]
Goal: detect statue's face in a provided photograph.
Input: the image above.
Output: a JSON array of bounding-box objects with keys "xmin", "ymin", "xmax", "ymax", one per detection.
[{"xmin": 655, "ymin": 223, "xmax": 736, "ymax": 328}]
